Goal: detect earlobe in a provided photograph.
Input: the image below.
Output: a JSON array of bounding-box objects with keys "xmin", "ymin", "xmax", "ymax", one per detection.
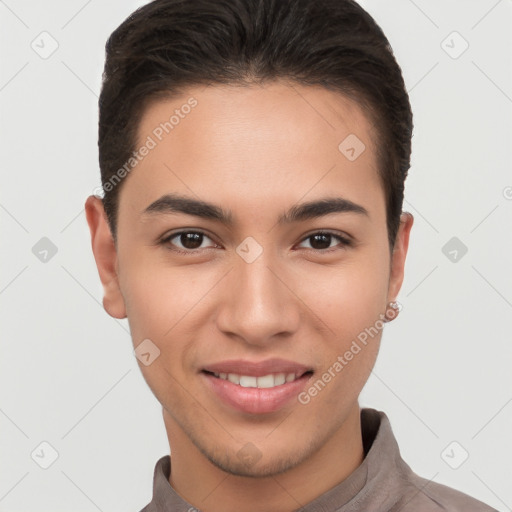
[
  {"xmin": 388, "ymin": 211, "xmax": 414, "ymax": 302},
  {"xmin": 84, "ymin": 195, "xmax": 127, "ymax": 319}
]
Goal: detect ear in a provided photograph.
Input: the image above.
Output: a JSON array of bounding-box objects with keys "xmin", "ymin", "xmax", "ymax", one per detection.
[
  {"xmin": 85, "ymin": 195, "xmax": 127, "ymax": 319},
  {"xmin": 388, "ymin": 212, "xmax": 414, "ymax": 301}
]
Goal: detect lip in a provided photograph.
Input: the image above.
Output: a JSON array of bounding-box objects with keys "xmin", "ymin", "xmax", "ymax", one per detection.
[
  {"xmin": 201, "ymin": 359, "xmax": 314, "ymax": 414},
  {"xmin": 202, "ymin": 358, "xmax": 312, "ymax": 377}
]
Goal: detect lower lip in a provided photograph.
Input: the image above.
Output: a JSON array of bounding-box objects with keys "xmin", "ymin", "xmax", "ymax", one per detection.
[{"xmin": 201, "ymin": 372, "xmax": 313, "ymax": 414}]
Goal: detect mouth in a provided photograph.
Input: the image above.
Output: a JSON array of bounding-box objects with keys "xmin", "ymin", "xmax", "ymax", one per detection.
[{"xmin": 200, "ymin": 359, "xmax": 314, "ymax": 414}]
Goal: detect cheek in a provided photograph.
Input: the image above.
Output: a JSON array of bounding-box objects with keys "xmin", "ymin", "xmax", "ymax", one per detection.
[
  {"xmin": 296, "ymin": 252, "xmax": 389, "ymax": 333},
  {"xmin": 120, "ymin": 266, "xmax": 197, "ymax": 406},
  {"xmin": 119, "ymin": 259, "xmax": 212, "ymax": 373},
  {"xmin": 296, "ymin": 249, "xmax": 389, "ymax": 393},
  {"xmin": 119, "ymin": 252, "xmax": 197, "ymax": 336},
  {"xmin": 121, "ymin": 272, "xmax": 169, "ymax": 343}
]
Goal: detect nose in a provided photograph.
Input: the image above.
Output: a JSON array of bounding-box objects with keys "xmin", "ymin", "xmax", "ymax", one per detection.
[{"xmin": 215, "ymin": 249, "xmax": 301, "ymax": 347}]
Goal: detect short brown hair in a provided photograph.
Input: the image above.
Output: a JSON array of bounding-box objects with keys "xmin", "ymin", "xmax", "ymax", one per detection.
[{"xmin": 98, "ymin": 0, "xmax": 413, "ymax": 249}]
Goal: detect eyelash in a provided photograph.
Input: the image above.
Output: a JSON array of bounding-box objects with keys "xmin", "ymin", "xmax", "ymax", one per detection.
[{"xmin": 159, "ymin": 230, "xmax": 353, "ymax": 255}]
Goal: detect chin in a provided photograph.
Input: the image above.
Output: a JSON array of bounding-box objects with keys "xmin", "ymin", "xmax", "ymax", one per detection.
[{"xmin": 201, "ymin": 440, "xmax": 314, "ymax": 479}]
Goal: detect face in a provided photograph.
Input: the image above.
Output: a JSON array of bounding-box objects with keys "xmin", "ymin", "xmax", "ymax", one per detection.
[{"xmin": 86, "ymin": 81, "xmax": 412, "ymax": 478}]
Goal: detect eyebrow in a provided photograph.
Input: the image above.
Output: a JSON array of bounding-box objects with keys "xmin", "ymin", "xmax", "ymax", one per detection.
[{"xmin": 142, "ymin": 193, "xmax": 369, "ymax": 225}]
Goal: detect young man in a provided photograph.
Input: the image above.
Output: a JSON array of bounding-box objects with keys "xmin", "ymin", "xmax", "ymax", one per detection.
[{"xmin": 85, "ymin": 0, "xmax": 495, "ymax": 510}]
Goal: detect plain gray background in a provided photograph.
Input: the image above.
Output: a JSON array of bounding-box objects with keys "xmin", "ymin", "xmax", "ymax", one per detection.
[{"xmin": 1, "ymin": 0, "xmax": 511, "ymax": 510}]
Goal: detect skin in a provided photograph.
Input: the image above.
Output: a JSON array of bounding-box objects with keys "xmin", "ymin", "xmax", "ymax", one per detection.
[{"xmin": 85, "ymin": 81, "xmax": 413, "ymax": 512}]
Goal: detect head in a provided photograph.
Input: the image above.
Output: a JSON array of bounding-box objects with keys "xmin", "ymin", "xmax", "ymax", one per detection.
[{"xmin": 86, "ymin": 0, "xmax": 414, "ymax": 478}]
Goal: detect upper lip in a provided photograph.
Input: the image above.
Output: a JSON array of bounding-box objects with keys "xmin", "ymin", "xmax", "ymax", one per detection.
[{"xmin": 202, "ymin": 358, "xmax": 313, "ymax": 377}]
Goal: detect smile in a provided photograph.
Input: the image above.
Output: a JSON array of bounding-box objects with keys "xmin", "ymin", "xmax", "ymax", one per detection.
[
  {"xmin": 201, "ymin": 359, "xmax": 314, "ymax": 414},
  {"xmin": 208, "ymin": 371, "xmax": 303, "ymax": 388}
]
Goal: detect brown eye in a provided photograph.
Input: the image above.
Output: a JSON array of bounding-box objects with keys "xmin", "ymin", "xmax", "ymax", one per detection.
[
  {"xmin": 298, "ymin": 231, "xmax": 351, "ymax": 251},
  {"xmin": 178, "ymin": 232, "xmax": 203, "ymax": 249},
  {"xmin": 161, "ymin": 230, "xmax": 217, "ymax": 253},
  {"xmin": 309, "ymin": 233, "xmax": 333, "ymax": 250}
]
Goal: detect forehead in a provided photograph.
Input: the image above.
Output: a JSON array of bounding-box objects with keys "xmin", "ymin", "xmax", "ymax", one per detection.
[
  {"xmin": 137, "ymin": 81, "xmax": 377, "ymax": 156},
  {"xmin": 122, "ymin": 81, "xmax": 383, "ymax": 220}
]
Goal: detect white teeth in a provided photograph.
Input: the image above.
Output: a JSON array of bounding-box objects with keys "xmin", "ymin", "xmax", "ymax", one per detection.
[
  {"xmin": 239, "ymin": 376, "xmax": 258, "ymax": 388},
  {"xmin": 228, "ymin": 373, "xmax": 240, "ymax": 385},
  {"xmin": 256, "ymin": 374, "xmax": 275, "ymax": 388},
  {"xmin": 274, "ymin": 373, "xmax": 286, "ymax": 386},
  {"xmin": 213, "ymin": 372, "xmax": 300, "ymax": 388}
]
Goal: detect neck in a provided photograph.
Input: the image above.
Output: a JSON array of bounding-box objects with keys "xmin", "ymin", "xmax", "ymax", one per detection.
[{"xmin": 164, "ymin": 404, "xmax": 364, "ymax": 512}]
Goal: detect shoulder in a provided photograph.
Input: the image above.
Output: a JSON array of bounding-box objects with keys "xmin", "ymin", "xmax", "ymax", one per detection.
[
  {"xmin": 392, "ymin": 473, "xmax": 497, "ymax": 512},
  {"xmin": 359, "ymin": 408, "xmax": 496, "ymax": 512}
]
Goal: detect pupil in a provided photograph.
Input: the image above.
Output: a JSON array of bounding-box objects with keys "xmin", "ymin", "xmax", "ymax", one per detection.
[
  {"xmin": 181, "ymin": 232, "xmax": 202, "ymax": 249},
  {"xmin": 311, "ymin": 234, "xmax": 330, "ymax": 250}
]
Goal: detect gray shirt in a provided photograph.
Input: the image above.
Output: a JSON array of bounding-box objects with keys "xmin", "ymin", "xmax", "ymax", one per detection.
[{"xmin": 140, "ymin": 408, "xmax": 496, "ymax": 511}]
